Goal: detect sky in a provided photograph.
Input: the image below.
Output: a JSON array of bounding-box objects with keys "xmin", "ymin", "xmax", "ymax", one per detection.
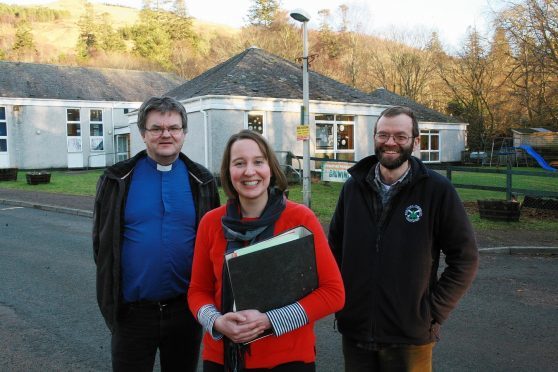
[{"xmin": 4, "ymin": 0, "xmax": 504, "ymax": 51}]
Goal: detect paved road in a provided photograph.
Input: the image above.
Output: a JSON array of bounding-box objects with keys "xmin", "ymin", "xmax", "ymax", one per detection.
[
  {"xmin": 1, "ymin": 206, "xmax": 557, "ymax": 371},
  {"xmin": 0, "ymin": 206, "xmax": 109, "ymax": 371}
]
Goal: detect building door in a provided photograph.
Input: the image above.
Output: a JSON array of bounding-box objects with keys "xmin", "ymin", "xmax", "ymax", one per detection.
[
  {"xmin": 0, "ymin": 107, "xmax": 8, "ymax": 168},
  {"xmin": 66, "ymin": 108, "xmax": 84, "ymax": 168},
  {"xmin": 115, "ymin": 134, "xmax": 130, "ymax": 162}
]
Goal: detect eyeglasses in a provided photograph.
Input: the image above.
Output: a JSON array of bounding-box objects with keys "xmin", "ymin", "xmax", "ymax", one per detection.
[
  {"xmin": 374, "ymin": 133, "xmax": 414, "ymax": 145},
  {"xmin": 145, "ymin": 126, "xmax": 184, "ymax": 136}
]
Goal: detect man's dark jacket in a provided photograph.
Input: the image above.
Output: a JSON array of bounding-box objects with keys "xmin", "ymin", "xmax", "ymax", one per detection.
[
  {"xmin": 92, "ymin": 150, "xmax": 220, "ymax": 332},
  {"xmin": 328, "ymin": 155, "xmax": 478, "ymax": 345}
]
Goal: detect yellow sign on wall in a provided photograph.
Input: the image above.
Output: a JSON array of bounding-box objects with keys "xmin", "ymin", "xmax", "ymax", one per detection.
[{"xmin": 296, "ymin": 125, "xmax": 310, "ymax": 141}]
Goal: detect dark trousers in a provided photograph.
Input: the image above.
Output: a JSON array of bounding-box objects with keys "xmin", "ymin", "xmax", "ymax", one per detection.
[
  {"xmin": 203, "ymin": 360, "xmax": 315, "ymax": 372},
  {"xmin": 342, "ymin": 336, "xmax": 435, "ymax": 372},
  {"xmin": 111, "ymin": 296, "xmax": 202, "ymax": 372}
]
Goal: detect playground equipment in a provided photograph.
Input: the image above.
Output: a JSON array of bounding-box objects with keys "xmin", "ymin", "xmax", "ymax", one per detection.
[
  {"xmin": 488, "ymin": 137, "xmax": 557, "ymax": 171},
  {"xmin": 488, "ymin": 137, "xmax": 518, "ymax": 167},
  {"xmin": 517, "ymin": 145, "xmax": 557, "ymax": 172}
]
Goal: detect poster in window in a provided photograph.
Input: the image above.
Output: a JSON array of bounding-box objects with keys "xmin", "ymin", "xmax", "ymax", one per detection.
[
  {"xmin": 67, "ymin": 137, "xmax": 82, "ymax": 152},
  {"xmin": 91, "ymin": 137, "xmax": 104, "ymax": 151},
  {"xmin": 316, "ymin": 124, "xmax": 333, "ymax": 150}
]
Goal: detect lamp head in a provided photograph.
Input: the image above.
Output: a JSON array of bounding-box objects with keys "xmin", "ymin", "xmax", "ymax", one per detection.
[{"xmin": 290, "ymin": 8, "xmax": 310, "ymax": 23}]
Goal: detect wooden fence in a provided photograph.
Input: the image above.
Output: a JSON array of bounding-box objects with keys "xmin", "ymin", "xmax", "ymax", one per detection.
[{"xmin": 291, "ymin": 155, "xmax": 558, "ymax": 200}]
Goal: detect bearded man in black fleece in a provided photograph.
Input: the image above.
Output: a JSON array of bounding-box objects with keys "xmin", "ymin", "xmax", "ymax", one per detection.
[{"xmin": 328, "ymin": 106, "xmax": 478, "ymax": 372}]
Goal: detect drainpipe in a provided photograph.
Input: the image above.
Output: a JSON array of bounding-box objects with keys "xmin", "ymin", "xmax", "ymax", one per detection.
[{"xmin": 199, "ymin": 98, "xmax": 209, "ymax": 169}]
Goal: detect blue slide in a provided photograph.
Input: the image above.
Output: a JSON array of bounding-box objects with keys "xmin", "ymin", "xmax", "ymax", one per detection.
[{"xmin": 518, "ymin": 144, "xmax": 557, "ymax": 172}]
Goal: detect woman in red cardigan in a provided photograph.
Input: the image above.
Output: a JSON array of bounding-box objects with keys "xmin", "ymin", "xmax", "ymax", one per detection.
[{"xmin": 188, "ymin": 130, "xmax": 344, "ymax": 371}]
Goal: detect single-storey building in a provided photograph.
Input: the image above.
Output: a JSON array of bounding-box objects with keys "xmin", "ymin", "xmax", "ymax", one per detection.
[
  {"xmin": 0, "ymin": 61, "xmax": 183, "ymax": 169},
  {"xmin": 1, "ymin": 48, "xmax": 467, "ymax": 172},
  {"xmin": 128, "ymin": 47, "xmax": 467, "ymax": 173}
]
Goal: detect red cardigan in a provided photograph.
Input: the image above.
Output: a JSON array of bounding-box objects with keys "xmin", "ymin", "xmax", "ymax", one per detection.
[{"xmin": 188, "ymin": 200, "xmax": 345, "ymax": 369}]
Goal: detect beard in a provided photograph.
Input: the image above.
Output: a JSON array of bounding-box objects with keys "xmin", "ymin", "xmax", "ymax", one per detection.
[{"xmin": 375, "ymin": 142, "xmax": 414, "ymax": 170}]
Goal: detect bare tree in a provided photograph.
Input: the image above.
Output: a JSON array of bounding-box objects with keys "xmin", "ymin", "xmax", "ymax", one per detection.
[
  {"xmin": 497, "ymin": 0, "xmax": 558, "ymax": 125},
  {"xmin": 439, "ymin": 28, "xmax": 500, "ymax": 150}
]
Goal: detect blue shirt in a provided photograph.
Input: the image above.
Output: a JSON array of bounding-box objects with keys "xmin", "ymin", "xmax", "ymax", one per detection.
[{"xmin": 121, "ymin": 156, "xmax": 196, "ymax": 302}]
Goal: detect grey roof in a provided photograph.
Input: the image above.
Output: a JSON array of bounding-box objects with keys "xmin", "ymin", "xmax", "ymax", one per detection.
[
  {"xmin": 165, "ymin": 47, "xmax": 376, "ymax": 104},
  {"xmin": 0, "ymin": 61, "xmax": 184, "ymax": 102},
  {"xmin": 369, "ymin": 88, "xmax": 460, "ymax": 123},
  {"xmin": 512, "ymin": 127, "xmax": 558, "ymax": 134}
]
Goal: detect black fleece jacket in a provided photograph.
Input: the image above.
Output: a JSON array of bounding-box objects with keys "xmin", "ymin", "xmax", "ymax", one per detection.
[
  {"xmin": 328, "ymin": 155, "xmax": 478, "ymax": 345},
  {"xmin": 92, "ymin": 150, "xmax": 220, "ymax": 332}
]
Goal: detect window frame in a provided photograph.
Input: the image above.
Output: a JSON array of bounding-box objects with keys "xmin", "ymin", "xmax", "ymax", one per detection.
[
  {"xmin": 0, "ymin": 107, "xmax": 7, "ymax": 153},
  {"xmin": 314, "ymin": 114, "xmax": 355, "ymax": 162},
  {"xmin": 245, "ymin": 111, "xmax": 266, "ymax": 136},
  {"xmin": 115, "ymin": 134, "xmax": 130, "ymax": 162},
  {"xmin": 89, "ymin": 109, "xmax": 104, "ymax": 152},
  {"xmin": 66, "ymin": 108, "xmax": 82, "ymax": 153},
  {"xmin": 420, "ymin": 129, "xmax": 440, "ymax": 163}
]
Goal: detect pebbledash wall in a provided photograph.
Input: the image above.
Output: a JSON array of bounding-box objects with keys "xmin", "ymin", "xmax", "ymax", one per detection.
[
  {"xmin": 0, "ymin": 95, "xmax": 467, "ymax": 172},
  {"xmin": 0, "ymin": 98, "xmax": 139, "ymax": 169},
  {"xmin": 127, "ymin": 96, "xmax": 382, "ymax": 173},
  {"xmin": 126, "ymin": 95, "xmax": 466, "ymax": 174}
]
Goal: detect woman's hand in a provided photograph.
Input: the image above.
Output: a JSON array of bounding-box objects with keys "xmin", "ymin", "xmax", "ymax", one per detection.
[{"xmin": 213, "ymin": 309, "xmax": 271, "ymax": 343}]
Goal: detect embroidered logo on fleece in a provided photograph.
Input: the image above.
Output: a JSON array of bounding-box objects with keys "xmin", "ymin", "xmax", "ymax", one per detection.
[{"xmin": 404, "ymin": 205, "xmax": 423, "ymax": 223}]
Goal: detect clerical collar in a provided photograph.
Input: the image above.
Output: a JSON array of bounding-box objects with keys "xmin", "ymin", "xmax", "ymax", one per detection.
[
  {"xmin": 157, "ymin": 163, "xmax": 172, "ymax": 172},
  {"xmin": 145, "ymin": 156, "xmax": 175, "ymax": 172}
]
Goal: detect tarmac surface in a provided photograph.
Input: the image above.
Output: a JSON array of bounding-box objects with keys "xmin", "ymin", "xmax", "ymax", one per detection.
[
  {"xmin": 0, "ymin": 189, "xmax": 94, "ymax": 217},
  {"xmin": 2, "ymin": 188, "xmax": 558, "ymax": 371}
]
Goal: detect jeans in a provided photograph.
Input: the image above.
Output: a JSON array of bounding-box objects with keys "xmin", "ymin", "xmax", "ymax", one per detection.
[
  {"xmin": 342, "ymin": 336, "xmax": 435, "ymax": 372},
  {"xmin": 111, "ymin": 297, "xmax": 202, "ymax": 372}
]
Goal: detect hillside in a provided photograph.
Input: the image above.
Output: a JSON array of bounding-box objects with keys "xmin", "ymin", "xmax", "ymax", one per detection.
[{"xmin": 0, "ymin": 0, "xmax": 239, "ymax": 66}]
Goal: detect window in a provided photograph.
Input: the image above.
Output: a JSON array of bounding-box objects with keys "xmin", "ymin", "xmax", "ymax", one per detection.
[
  {"xmin": 420, "ymin": 129, "xmax": 440, "ymax": 162},
  {"xmin": 66, "ymin": 108, "xmax": 82, "ymax": 152},
  {"xmin": 0, "ymin": 107, "xmax": 6, "ymax": 152},
  {"xmin": 116, "ymin": 134, "xmax": 130, "ymax": 162},
  {"xmin": 315, "ymin": 114, "xmax": 355, "ymax": 163},
  {"xmin": 90, "ymin": 109, "xmax": 104, "ymax": 151},
  {"xmin": 247, "ymin": 112, "xmax": 264, "ymax": 135}
]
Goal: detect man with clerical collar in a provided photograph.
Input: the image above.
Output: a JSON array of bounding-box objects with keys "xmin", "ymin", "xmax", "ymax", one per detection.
[
  {"xmin": 93, "ymin": 96, "xmax": 220, "ymax": 371},
  {"xmin": 329, "ymin": 106, "xmax": 478, "ymax": 371}
]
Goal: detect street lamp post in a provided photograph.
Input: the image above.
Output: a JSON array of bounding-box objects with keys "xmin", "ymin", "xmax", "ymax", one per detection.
[{"xmin": 290, "ymin": 8, "xmax": 311, "ymax": 208}]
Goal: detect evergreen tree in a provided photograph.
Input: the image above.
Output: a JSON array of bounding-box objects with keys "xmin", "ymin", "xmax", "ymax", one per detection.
[
  {"xmin": 131, "ymin": 9, "xmax": 173, "ymax": 68},
  {"xmin": 76, "ymin": 4, "xmax": 126, "ymax": 58},
  {"xmin": 246, "ymin": 0, "xmax": 280, "ymax": 27},
  {"xmin": 76, "ymin": 3, "xmax": 99, "ymax": 58},
  {"xmin": 13, "ymin": 20, "xmax": 35, "ymax": 54},
  {"xmin": 98, "ymin": 12, "xmax": 126, "ymax": 52}
]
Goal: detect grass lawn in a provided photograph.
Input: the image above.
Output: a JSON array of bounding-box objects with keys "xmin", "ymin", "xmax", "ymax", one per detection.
[
  {"xmin": 448, "ymin": 166, "xmax": 558, "ymax": 201},
  {"xmin": 0, "ymin": 170, "xmax": 103, "ymax": 195},
  {"xmin": 1, "ymin": 168, "xmax": 557, "ymax": 231}
]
